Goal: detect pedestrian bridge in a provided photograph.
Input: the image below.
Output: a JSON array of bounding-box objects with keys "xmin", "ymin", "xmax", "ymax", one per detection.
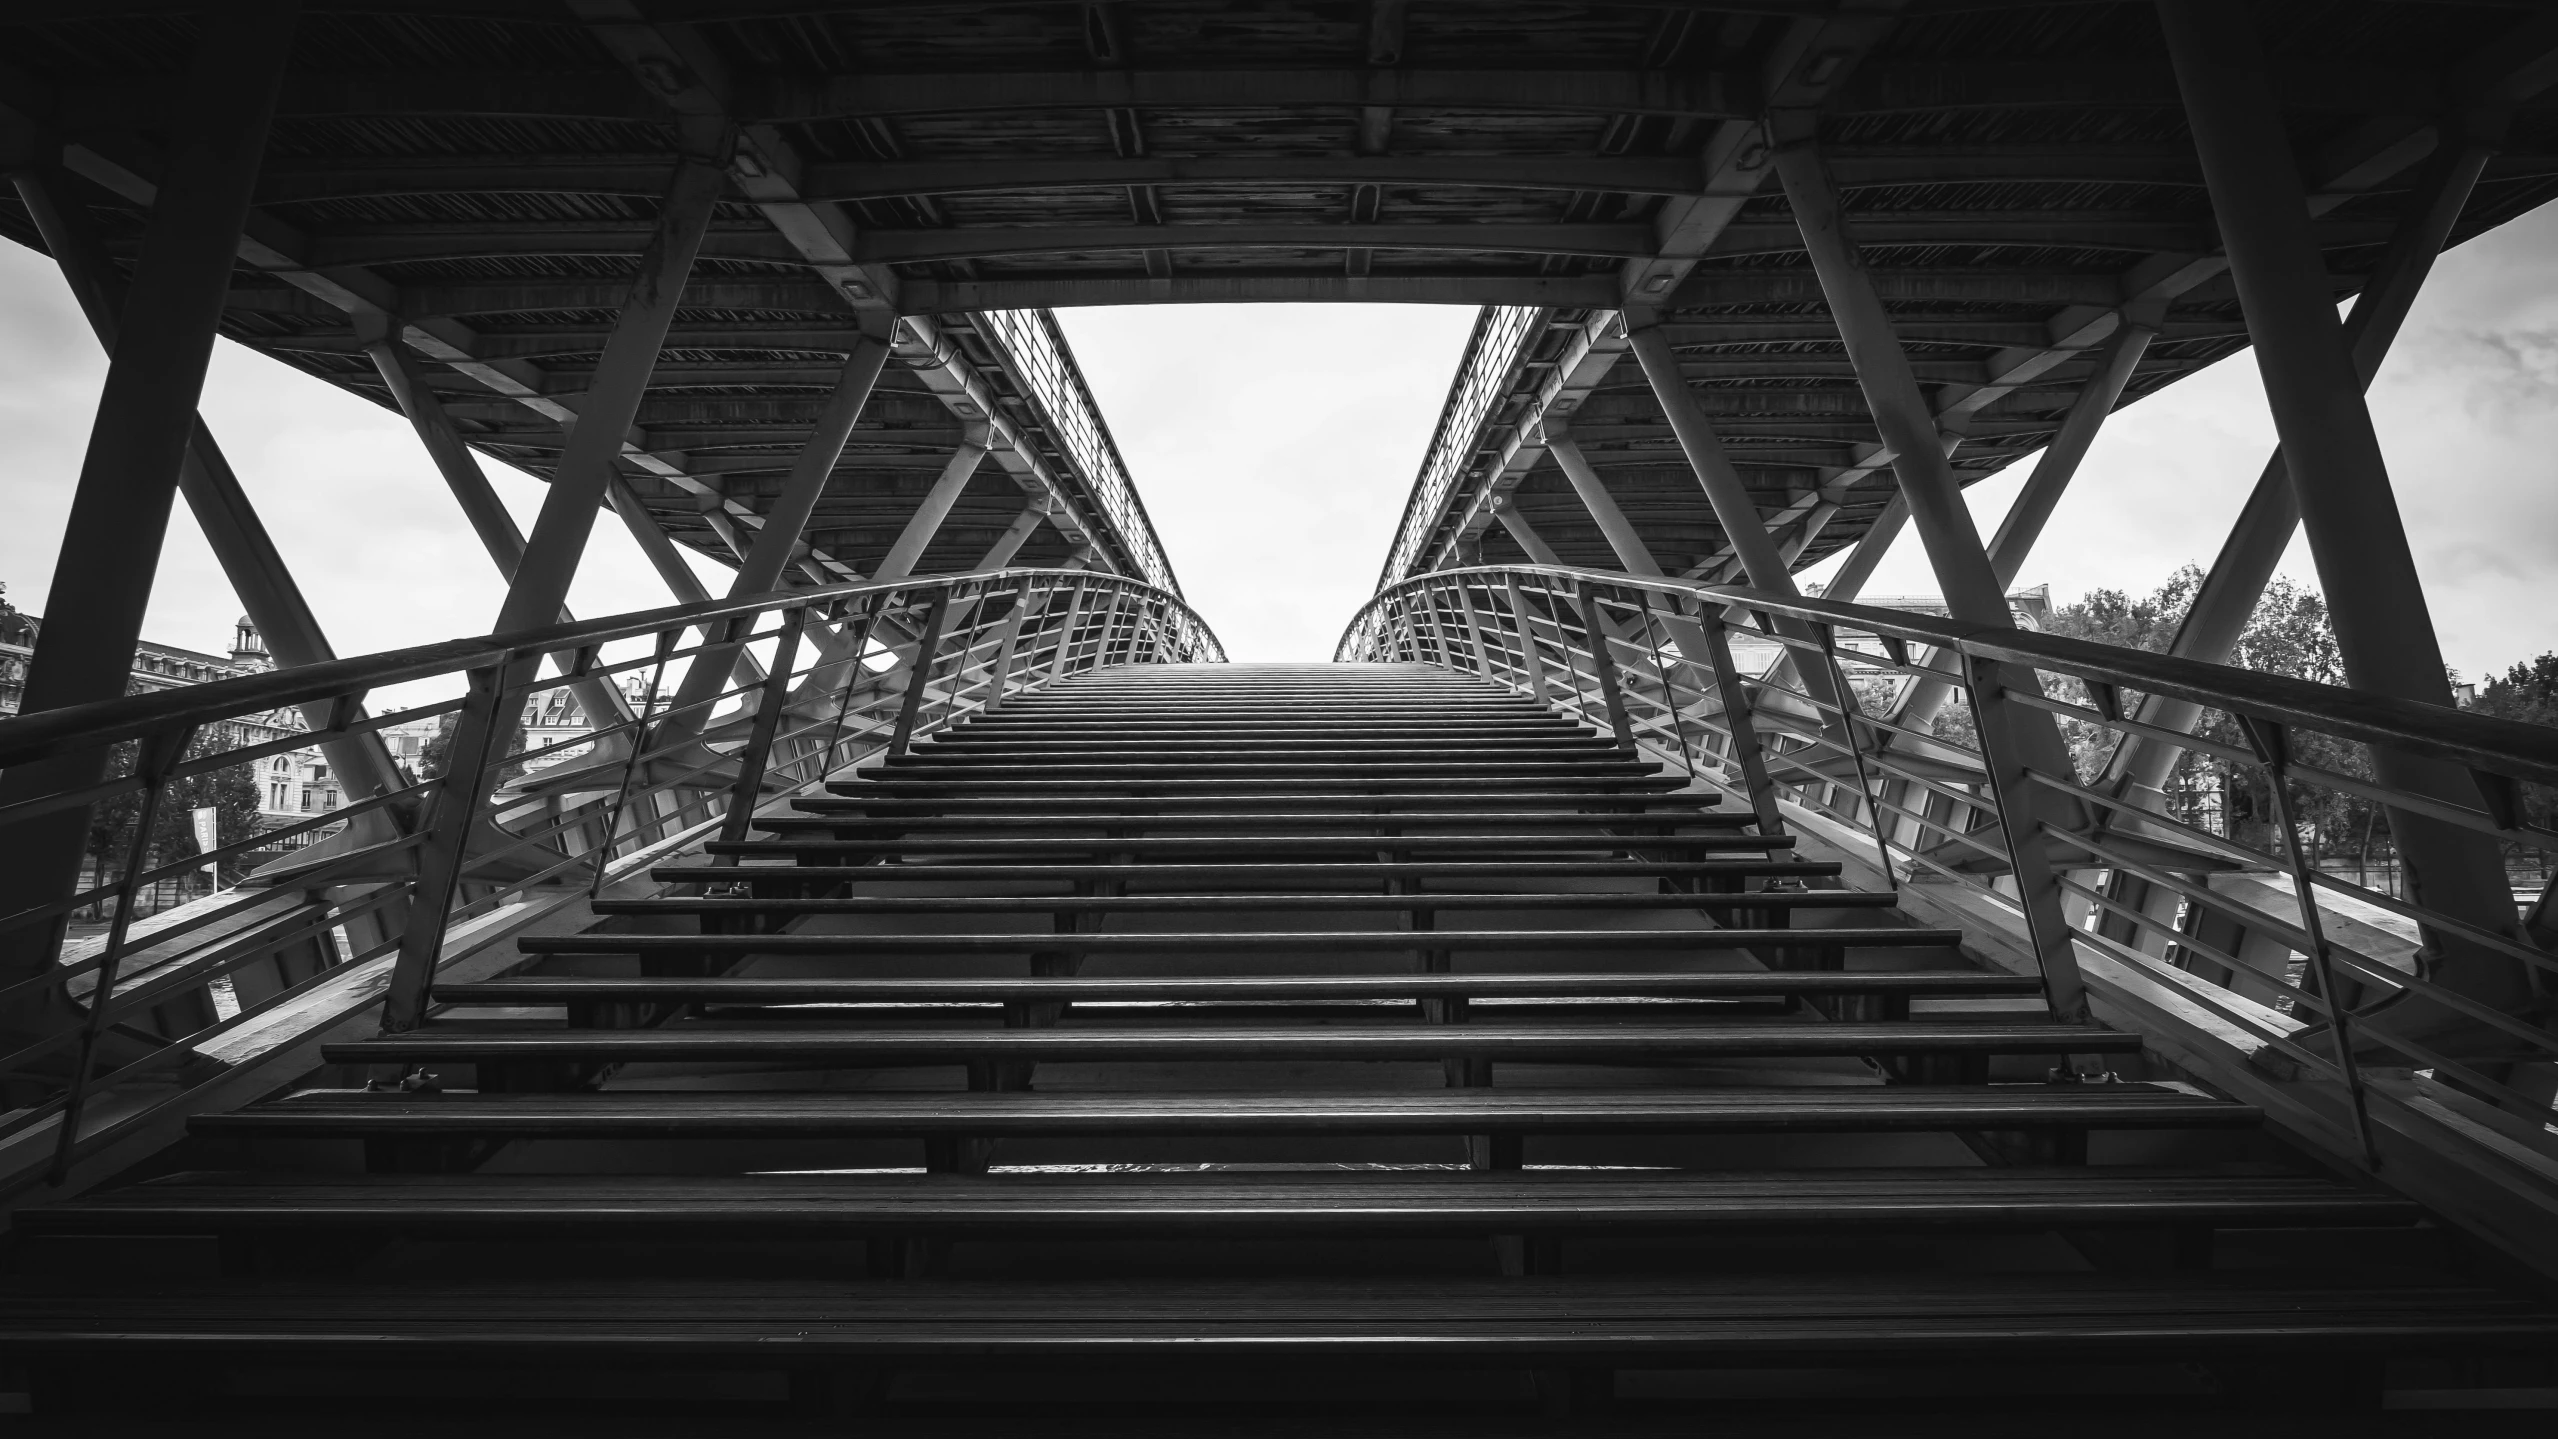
[{"xmin": 2, "ymin": 1, "xmax": 2557, "ymax": 1425}]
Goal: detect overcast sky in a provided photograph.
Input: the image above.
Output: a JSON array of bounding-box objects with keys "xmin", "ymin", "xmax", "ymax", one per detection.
[{"xmin": 0, "ymin": 195, "xmax": 2552, "ymax": 685}]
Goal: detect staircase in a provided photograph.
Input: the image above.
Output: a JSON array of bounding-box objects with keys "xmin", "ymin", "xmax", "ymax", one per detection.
[{"xmin": 10, "ymin": 662, "xmax": 2553, "ymax": 1423}]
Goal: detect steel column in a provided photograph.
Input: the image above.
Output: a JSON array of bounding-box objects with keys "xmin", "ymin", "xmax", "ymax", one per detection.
[
  {"xmin": 1495, "ymin": 506, "xmax": 1564, "ymax": 569},
  {"xmin": 736, "ymin": 336, "xmax": 893, "ymax": 595},
  {"xmin": 2107, "ymin": 133, "xmax": 2494, "ymax": 804},
  {"xmin": 0, "ymin": 7, "xmax": 295, "ymax": 990},
  {"xmin": 1540, "ymin": 428, "xmax": 1665, "ymax": 577},
  {"xmin": 1819, "ymin": 496, "xmax": 1906, "ymax": 605},
  {"xmin": 875, "ymin": 429, "xmax": 993, "ymax": 583},
  {"xmin": 649, "ymin": 339, "xmax": 892, "ymax": 739},
  {"xmin": 1502, "ymin": 575, "xmax": 1552, "ymax": 706},
  {"xmin": 490, "ymin": 133, "xmax": 729, "ymax": 638},
  {"xmin": 1986, "ymin": 317, "xmax": 2160, "ymax": 584},
  {"xmin": 362, "ymin": 330, "xmax": 532, "ymax": 583},
  {"xmin": 1773, "ymin": 138, "xmax": 2011, "ymax": 626},
  {"xmin": 1623, "ymin": 317, "xmax": 1799, "ymax": 596},
  {"xmin": 15, "ymin": 163, "xmax": 403, "ymax": 804},
  {"xmin": 2161, "ymin": 0, "xmax": 2532, "ymax": 1022}
]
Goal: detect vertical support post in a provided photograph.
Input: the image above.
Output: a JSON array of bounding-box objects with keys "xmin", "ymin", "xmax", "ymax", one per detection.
[
  {"xmin": 1503, "ymin": 576, "xmax": 1553, "ymax": 706},
  {"xmin": 1046, "ymin": 582, "xmax": 1091, "ymax": 684},
  {"xmin": 382, "ymin": 662, "xmax": 515, "ymax": 1032},
  {"xmin": 1578, "ymin": 590, "xmax": 1638, "ymax": 750},
  {"xmin": 47, "ymin": 726, "xmax": 191, "ymax": 1185},
  {"xmin": 982, "ymin": 588, "xmax": 1034, "ymax": 711},
  {"xmin": 2160, "ymin": 0, "xmax": 2531, "ymax": 1021},
  {"xmin": 1635, "ymin": 592, "xmax": 1699, "ymax": 786},
  {"xmin": 1699, "ymin": 609, "xmax": 1787, "ymax": 836},
  {"xmin": 716, "ymin": 605, "xmax": 812, "ymax": 845},
  {"xmin": 0, "ymin": 8, "xmax": 296, "ymax": 991},
  {"xmin": 1961, "ymin": 655, "xmax": 2090, "ymax": 1024},
  {"xmin": 889, "ymin": 590, "xmax": 954, "ymax": 758},
  {"xmin": 1816, "ymin": 624, "xmax": 1899, "ymax": 889},
  {"xmin": 2238, "ymin": 716, "xmax": 2378, "ymax": 1164},
  {"xmin": 1455, "ymin": 578, "xmax": 1497, "ymax": 682}
]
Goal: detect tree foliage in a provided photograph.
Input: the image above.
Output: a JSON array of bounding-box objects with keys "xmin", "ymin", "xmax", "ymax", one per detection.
[
  {"xmin": 85, "ymin": 725, "xmax": 264, "ymax": 891},
  {"xmin": 1927, "ymin": 567, "xmax": 2378, "ymax": 862}
]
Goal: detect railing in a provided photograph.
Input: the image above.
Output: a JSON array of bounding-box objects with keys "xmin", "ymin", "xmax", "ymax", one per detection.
[
  {"xmin": 0, "ymin": 568, "xmax": 1221, "ymax": 1194},
  {"xmin": 1377, "ymin": 304, "xmax": 1544, "ymax": 588},
  {"xmin": 1342, "ymin": 566, "xmax": 2558, "ymax": 1174},
  {"xmin": 975, "ymin": 309, "xmax": 1181, "ymax": 594}
]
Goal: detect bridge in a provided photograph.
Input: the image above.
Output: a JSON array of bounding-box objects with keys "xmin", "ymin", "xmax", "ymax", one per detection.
[{"xmin": 0, "ymin": 0, "xmax": 2556, "ymax": 1426}]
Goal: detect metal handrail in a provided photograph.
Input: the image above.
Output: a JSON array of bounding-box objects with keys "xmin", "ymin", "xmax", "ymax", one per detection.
[
  {"xmin": 1341, "ymin": 564, "xmax": 2558, "ymax": 1170},
  {"xmin": 0, "ymin": 567, "xmax": 1221, "ymax": 1196}
]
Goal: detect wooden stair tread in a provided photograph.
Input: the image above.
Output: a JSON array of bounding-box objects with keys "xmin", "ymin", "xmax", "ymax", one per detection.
[
  {"xmin": 585, "ymin": 891, "xmax": 1906, "ymax": 916},
  {"xmin": 716, "ymin": 835, "xmax": 1798, "ymax": 855},
  {"xmin": 23, "ymin": 1167, "xmax": 2419, "ymax": 1234},
  {"xmin": 195, "ymin": 1085, "xmax": 2255, "ymax": 1138},
  {"xmin": 329, "ymin": 1021, "xmax": 2134, "ymax": 1065},
  {"xmin": 516, "ymin": 926, "xmax": 1949, "ymax": 955},
  {"xmin": 778, "ymin": 806, "xmax": 1742, "ymax": 825},
  {"xmin": 9, "ymin": 1274, "xmax": 2535, "ymax": 1357},
  {"xmin": 646, "ymin": 861, "xmax": 1848, "ymax": 885},
  {"xmin": 434, "ymin": 971, "xmax": 2039, "ymax": 1006}
]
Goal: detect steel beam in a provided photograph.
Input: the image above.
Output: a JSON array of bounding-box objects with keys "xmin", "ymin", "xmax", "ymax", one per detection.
[
  {"xmin": 1494, "ymin": 506, "xmax": 1564, "ymax": 569},
  {"xmin": 490, "ymin": 136, "xmax": 728, "ymax": 637},
  {"xmin": 875, "ymin": 430, "xmax": 995, "ymax": 584},
  {"xmin": 14, "ymin": 162, "xmax": 405, "ymax": 805},
  {"xmin": 2159, "ymin": 0, "xmax": 2530, "ymax": 1026},
  {"xmin": 1538, "ymin": 428, "xmax": 1666, "ymax": 578},
  {"xmin": 1622, "ymin": 318, "xmax": 1799, "ymax": 597},
  {"xmin": 2107, "ymin": 134, "xmax": 2496, "ymax": 805},
  {"xmin": 1984, "ymin": 316, "xmax": 2160, "ymax": 584},
  {"xmin": 0, "ymin": 6, "xmax": 295, "ymax": 993}
]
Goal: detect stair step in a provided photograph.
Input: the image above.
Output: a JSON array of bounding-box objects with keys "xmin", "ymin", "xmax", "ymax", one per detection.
[
  {"xmin": 433, "ymin": 971, "xmax": 2044, "ymax": 1007},
  {"xmin": 516, "ymin": 925, "xmax": 1939, "ymax": 957},
  {"xmin": 333, "ymin": 1021, "xmax": 2132, "ymax": 1068},
  {"xmin": 787, "ymin": 801, "xmax": 1736, "ymax": 822},
  {"xmin": 21, "ymin": 1168, "xmax": 2418, "ymax": 1239},
  {"xmin": 648, "ymin": 860, "xmax": 1847, "ymax": 886},
  {"xmin": 195, "ymin": 1083, "xmax": 2259, "ymax": 1141},
  {"xmin": 865, "ymin": 761, "xmax": 1666, "ymax": 781},
  {"xmin": 10, "ymin": 1272, "xmax": 2535, "ymax": 1366},
  {"xmin": 731, "ymin": 828, "xmax": 1790, "ymax": 848},
  {"xmin": 587, "ymin": 891, "xmax": 1905, "ymax": 917},
  {"xmin": 823, "ymin": 776, "xmax": 1687, "ymax": 796}
]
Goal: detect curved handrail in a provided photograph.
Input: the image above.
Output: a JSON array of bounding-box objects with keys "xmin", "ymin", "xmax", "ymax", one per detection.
[
  {"xmin": 1341, "ymin": 565, "xmax": 2558, "ymax": 786},
  {"xmin": 0, "ymin": 566, "xmax": 1220, "ymax": 1195},
  {"xmin": 0, "ymin": 568, "xmax": 1222, "ymax": 772},
  {"xmin": 1341, "ymin": 562, "xmax": 2558, "ymax": 1184}
]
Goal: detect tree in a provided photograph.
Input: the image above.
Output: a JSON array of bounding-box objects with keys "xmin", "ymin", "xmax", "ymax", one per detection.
[
  {"xmin": 1931, "ymin": 568, "xmax": 2376, "ymax": 862},
  {"xmin": 2470, "ymin": 652, "xmax": 2558, "ymax": 841},
  {"xmin": 412, "ymin": 709, "xmax": 529, "ymax": 786},
  {"xmin": 84, "ymin": 727, "xmax": 265, "ymax": 902}
]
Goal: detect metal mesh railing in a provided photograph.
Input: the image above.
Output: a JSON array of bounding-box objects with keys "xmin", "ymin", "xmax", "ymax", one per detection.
[
  {"xmin": 0, "ymin": 568, "xmax": 1221, "ymax": 1194},
  {"xmin": 1378, "ymin": 304, "xmax": 1544, "ymax": 588},
  {"xmin": 1342, "ymin": 565, "xmax": 2558, "ymax": 1170}
]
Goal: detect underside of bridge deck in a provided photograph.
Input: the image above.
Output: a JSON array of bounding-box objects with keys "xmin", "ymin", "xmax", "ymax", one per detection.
[{"xmin": 4, "ymin": 0, "xmax": 2558, "ymax": 1427}]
